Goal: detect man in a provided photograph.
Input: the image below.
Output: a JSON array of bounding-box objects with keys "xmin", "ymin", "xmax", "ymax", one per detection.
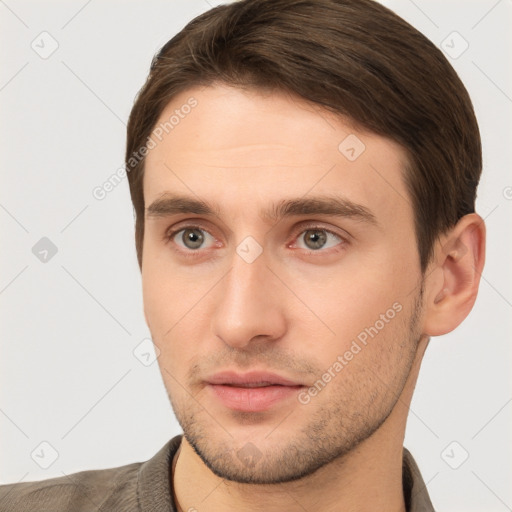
[{"xmin": 0, "ymin": 0, "xmax": 485, "ymax": 510}]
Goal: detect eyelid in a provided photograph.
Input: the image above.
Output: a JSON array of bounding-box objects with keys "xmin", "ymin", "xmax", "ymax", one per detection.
[
  {"xmin": 289, "ymin": 221, "xmax": 351, "ymax": 242},
  {"xmin": 164, "ymin": 216, "xmax": 214, "ymax": 234}
]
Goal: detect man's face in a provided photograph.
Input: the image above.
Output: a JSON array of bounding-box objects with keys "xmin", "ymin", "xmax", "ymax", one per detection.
[{"xmin": 142, "ymin": 84, "xmax": 425, "ymax": 484}]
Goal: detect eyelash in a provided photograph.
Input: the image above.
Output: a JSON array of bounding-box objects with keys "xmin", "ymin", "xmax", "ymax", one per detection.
[{"xmin": 163, "ymin": 223, "xmax": 349, "ymax": 260}]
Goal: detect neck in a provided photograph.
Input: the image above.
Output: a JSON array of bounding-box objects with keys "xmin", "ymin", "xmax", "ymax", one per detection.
[{"xmin": 174, "ymin": 434, "xmax": 406, "ymax": 512}]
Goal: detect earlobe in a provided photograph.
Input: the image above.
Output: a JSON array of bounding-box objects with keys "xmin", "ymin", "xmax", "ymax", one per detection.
[{"xmin": 422, "ymin": 213, "xmax": 486, "ymax": 337}]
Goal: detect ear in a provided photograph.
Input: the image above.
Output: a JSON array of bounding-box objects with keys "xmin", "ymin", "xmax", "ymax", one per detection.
[{"xmin": 422, "ymin": 213, "xmax": 486, "ymax": 337}]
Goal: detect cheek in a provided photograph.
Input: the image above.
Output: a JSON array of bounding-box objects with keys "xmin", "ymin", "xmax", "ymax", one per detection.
[
  {"xmin": 142, "ymin": 256, "xmax": 212, "ymax": 383},
  {"xmin": 306, "ymin": 292, "xmax": 413, "ymax": 409},
  {"xmin": 143, "ymin": 275, "xmax": 198, "ymax": 354},
  {"xmin": 142, "ymin": 234, "xmax": 192, "ymax": 332},
  {"xmin": 288, "ymin": 263, "xmax": 403, "ymax": 340}
]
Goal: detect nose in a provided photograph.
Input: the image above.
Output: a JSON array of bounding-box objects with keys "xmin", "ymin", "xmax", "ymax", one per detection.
[{"xmin": 210, "ymin": 246, "xmax": 287, "ymax": 350}]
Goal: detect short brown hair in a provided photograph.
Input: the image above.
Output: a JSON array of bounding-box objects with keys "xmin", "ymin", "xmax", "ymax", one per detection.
[{"xmin": 125, "ymin": 0, "xmax": 482, "ymax": 273}]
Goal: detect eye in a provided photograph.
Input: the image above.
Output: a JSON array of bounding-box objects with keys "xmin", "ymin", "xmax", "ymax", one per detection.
[
  {"xmin": 168, "ymin": 227, "xmax": 216, "ymax": 251},
  {"xmin": 294, "ymin": 227, "xmax": 345, "ymax": 252}
]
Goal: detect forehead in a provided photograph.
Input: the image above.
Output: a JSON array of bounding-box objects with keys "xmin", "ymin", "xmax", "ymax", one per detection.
[{"xmin": 143, "ymin": 84, "xmax": 412, "ymax": 224}]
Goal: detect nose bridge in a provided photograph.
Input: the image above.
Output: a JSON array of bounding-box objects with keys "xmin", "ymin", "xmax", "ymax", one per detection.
[
  {"xmin": 211, "ymin": 241, "xmax": 285, "ymax": 348},
  {"xmin": 227, "ymin": 252, "xmax": 264, "ymax": 304}
]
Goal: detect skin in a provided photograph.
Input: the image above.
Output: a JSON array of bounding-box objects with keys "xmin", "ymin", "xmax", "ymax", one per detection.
[{"xmin": 141, "ymin": 84, "xmax": 485, "ymax": 512}]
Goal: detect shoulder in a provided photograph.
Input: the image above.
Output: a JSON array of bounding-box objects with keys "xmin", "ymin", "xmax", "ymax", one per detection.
[
  {"xmin": 0, "ymin": 436, "xmax": 183, "ymax": 512},
  {"xmin": 0, "ymin": 461, "xmax": 141, "ymax": 512}
]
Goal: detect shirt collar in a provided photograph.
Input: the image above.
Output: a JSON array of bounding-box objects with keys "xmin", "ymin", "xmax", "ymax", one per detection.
[{"xmin": 403, "ymin": 447, "xmax": 436, "ymax": 511}]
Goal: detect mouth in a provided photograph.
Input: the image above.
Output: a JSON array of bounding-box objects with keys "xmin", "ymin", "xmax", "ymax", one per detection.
[{"xmin": 205, "ymin": 371, "xmax": 306, "ymax": 412}]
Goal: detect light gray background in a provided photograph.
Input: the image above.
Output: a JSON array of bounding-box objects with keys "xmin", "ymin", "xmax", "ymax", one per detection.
[{"xmin": 1, "ymin": 0, "xmax": 511, "ymax": 510}]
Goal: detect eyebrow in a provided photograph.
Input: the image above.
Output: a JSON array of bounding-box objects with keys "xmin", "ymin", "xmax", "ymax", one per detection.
[{"xmin": 145, "ymin": 192, "xmax": 378, "ymax": 226}]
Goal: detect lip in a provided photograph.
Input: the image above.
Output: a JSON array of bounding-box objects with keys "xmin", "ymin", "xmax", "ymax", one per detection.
[
  {"xmin": 205, "ymin": 370, "xmax": 303, "ymax": 387},
  {"xmin": 205, "ymin": 371, "xmax": 305, "ymax": 412},
  {"xmin": 207, "ymin": 384, "xmax": 304, "ymax": 412}
]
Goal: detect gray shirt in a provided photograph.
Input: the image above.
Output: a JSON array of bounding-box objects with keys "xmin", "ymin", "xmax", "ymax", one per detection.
[{"xmin": 0, "ymin": 435, "xmax": 435, "ymax": 511}]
